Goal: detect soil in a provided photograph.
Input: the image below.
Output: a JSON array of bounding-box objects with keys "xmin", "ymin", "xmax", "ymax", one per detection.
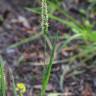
[{"xmin": 0, "ymin": 0, "xmax": 96, "ymax": 96}]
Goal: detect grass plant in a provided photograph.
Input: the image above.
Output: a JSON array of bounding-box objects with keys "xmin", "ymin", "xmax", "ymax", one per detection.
[{"xmin": 0, "ymin": 56, "xmax": 7, "ymax": 96}]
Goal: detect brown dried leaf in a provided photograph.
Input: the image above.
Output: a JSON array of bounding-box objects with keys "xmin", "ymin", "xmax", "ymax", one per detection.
[
  {"xmin": 82, "ymin": 83, "xmax": 93, "ymax": 96},
  {"xmin": 64, "ymin": 87, "xmax": 73, "ymax": 96}
]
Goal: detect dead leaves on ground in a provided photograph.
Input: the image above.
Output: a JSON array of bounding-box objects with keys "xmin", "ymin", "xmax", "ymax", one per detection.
[{"xmin": 82, "ymin": 83, "xmax": 93, "ymax": 96}]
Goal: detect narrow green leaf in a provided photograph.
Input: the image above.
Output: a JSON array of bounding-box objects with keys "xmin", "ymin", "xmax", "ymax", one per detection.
[
  {"xmin": 0, "ymin": 56, "xmax": 6, "ymax": 96},
  {"xmin": 41, "ymin": 43, "xmax": 56, "ymax": 96}
]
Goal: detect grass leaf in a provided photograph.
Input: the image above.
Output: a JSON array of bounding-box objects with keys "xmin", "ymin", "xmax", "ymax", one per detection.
[
  {"xmin": 0, "ymin": 56, "xmax": 7, "ymax": 96},
  {"xmin": 41, "ymin": 43, "xmax": 56, "ymax": 96}
]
